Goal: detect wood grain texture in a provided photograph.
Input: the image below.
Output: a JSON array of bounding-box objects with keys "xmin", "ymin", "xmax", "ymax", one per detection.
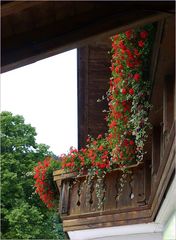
[
  {"xmin": 1, "ymin": 1, "xmax": 174, "ymax": 72},
  {"xmin": 78, "ymin": 39, "xmax": 111, "ymax": 148}
]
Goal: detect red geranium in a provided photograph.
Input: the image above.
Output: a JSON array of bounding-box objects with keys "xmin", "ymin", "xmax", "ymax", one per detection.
[
  {"xmin": 34, "ymin": 157, "xmax": 60, "ymax": 209},
  {"xmin": 125, "ymin": 30, "xmax": 132, "ymax": 39},
  {"xmin": 129, "ymin": 88, "xmax": 134, "ymax": 95},
  {"xmin": 134, "ymin": 73, "xmax": 140, "ymax": 81},
  {"xmin": 121, "ymin": 88, "xmax": 127, "ymax": 94},
  {"xmin": 140, "ymin": 30, "xmax": 148, "ymax": 39},
  {"xmin": 138, "ymin": 40, "xmax": 145, "ymax": 47}
]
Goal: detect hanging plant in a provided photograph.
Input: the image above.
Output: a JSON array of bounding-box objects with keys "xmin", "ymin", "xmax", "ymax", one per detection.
[
  {"xmin": 34, "ymin": 24, "xmax": 155, "ymax": 209},
  {"xmin": 107, "ymin": 24, "xmax": 154, "ymax": 168},
  {"xmin": 34, "ymin": 157, "xmax": 61, "ymax": 209}
]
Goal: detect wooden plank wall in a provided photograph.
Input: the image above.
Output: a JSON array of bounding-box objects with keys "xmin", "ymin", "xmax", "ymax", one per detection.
[{"xmin": 78, "ymin": 38, "xmax": 111, "ymax": 148}]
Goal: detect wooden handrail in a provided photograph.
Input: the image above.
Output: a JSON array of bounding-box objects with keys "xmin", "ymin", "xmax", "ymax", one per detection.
[{"xmin": 53, "ymin": 161, "xmax": 143, "ymax": 182}]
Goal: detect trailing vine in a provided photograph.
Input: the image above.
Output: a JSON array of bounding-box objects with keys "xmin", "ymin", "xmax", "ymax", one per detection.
[{"xmin": 34, "ymin": 24, "xmax": 155, "ymax": 209}]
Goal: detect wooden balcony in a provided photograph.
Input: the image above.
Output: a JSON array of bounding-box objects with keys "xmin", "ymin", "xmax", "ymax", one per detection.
[
  {"xmin": 54, "ymin": 164, "xmax": 151, "ymax": 231},
  {"xmin": 54, "ymin": 123, "xmax": 175, "ymax": 231},
  {"xmin": 54, "ymin": 15, "xmax": 175, "ymax": 232}
]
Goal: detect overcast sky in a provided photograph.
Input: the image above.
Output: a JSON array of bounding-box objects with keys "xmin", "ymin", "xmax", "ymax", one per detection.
[{"xmin": 1, "ymin": 49, "xmax": 77, "ymax": 156}]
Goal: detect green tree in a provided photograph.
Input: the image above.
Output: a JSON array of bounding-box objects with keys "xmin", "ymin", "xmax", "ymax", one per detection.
[{"xmin": 1, "ymin": 111, "xmax": 67, "ymax": 239}]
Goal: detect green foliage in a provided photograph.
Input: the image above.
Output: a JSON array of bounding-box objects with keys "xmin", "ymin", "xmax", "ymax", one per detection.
[{"xmin": 1, "ymin": 111, "xmax": 67, "ymax": 239}]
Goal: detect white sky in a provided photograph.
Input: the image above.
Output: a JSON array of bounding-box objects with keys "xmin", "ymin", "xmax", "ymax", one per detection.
[{"xmin": 1, "ymin": 49, "xmax": 78, "ymax": 156}]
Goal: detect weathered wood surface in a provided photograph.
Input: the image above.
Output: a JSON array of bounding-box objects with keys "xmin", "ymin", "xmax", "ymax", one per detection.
[
  {"xmin": 78, "ymin": 39, "xmax": 110, "ymax": 148},
  {"xmin": 54, "ymin": 163, "xmax": 152, "ymax": 229},
  {"xmin": 1, "ymin": 1, "xmax": 174, "ymax": 72}
]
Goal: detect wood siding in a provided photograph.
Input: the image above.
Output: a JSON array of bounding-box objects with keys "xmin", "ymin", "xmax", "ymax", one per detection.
[
  {"xmin": 1, "ymin": 1, "xmax": 174, "ymax": 73},
  {"xmin": 78, "ymin": 39, "xmax": 110, "ymax": 148}
]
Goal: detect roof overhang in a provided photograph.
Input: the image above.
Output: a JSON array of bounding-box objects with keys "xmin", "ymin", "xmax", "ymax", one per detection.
[{"xmin": 1, "ymin": 1, "xmax": 174, "ymax": 73}]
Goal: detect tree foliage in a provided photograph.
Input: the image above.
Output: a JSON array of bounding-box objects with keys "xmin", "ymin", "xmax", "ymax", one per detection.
[{"xmin": 1, "ymin": 111, "xmax": 67, "ymax": 239}]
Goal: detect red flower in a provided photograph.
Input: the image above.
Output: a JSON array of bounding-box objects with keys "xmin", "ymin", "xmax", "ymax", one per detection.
[
  {"xmin": 134, "ymin": 48, "xmax": 140, "ymax": 56},
  {"xmin": 114, "ymin": 112, "xmax": 122, "ymax": 119},
  {"xmin": 129, "ymin": 88, "xmax": 134, "ymax": 95},
  {"xmin": 110, "ymin": 64, "xmax": 115, "ymax": 71},
  {"xmin": 98, "ymin": 145, "xmax": 104, "ymax": 151},
  {"xmin": 34, "ymin": 157, "xmax": 57, "ymax": 209},
  {"xmin": 115, "ymin": 66, "xmax": 119, "ymax": 73},
  {"xmin": 121, "ymin": 88, "xmax": 127, "ymax": 95},
  {"xmin": 109, "ymin": 120, "xmax": 117, "ymax": 128},
  {"xmin": 138, "ymin": 40, "xmax": 144, "ymax": 47},
  {"xmin": 140, "ymin": 30, "xmax": 148, "ymax": 39},
  {"xmin": 125, "ymin": 30, "xmax": 132, "ymax": 39},
  {"xmin": 114, "ymin": 77, "xmax": 121, "ymax": 84},
  {"xmin": 113, "ymin": 34, "xmax": 119, "ymax": 41},
  {"xmin": 106, "ymin": 163, "xmax": 110, "ymax": 168},
  {"xmin": 123, "ymin": 107, "xmax": 128, "ymax": 113},
  {"xmin": 129, "ymin": 140, "xmax": 134, "ymax": 145},
  {"xmin": 106, "ymin": 133, "xmax": 113, "ymax": 141},
  {"xmin": 99, "ymin": 163, "xmax": 106, "ymax": 169},
  {"xmin": 124, "ymin": 139, "xmax": 129, "ymax": 146},
  {"xmin": 133, "ymin": 73, "xmax": 140, "ymax": 81},
  {"xmin": 86, "ymin": 137, "xmax": 91, "ymax": 143},
  {"xmin": 97, "ymin": 134, "xmax": 102, "ymax": 139},
  {"xmin": 127, "ymin": 61, "xmax": 134, "ymax": 68},
  {"xmin": 119, "ymin": 40, "xmax": 126, "ymax": 50},
  {"xmin": 129, "ymin": 55, "xmax": 134, "ymax": 61},
  {"xmin": 121, "ymin": 100, "xmax": 127, "ymax": 106},
  {"xmin": 126, "ymin": 49, "xmax": 132, "ymax": 56},
  {"xmin": 112, "ymin": 42, "xmax": 117, "ymax": 50},
  {"xmin": 88, "ymin": 149, "xmax": 94, "ymax": 157}
]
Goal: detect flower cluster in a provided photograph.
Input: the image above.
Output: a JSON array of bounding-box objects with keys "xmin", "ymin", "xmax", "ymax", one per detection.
[
  {"xmin": 34, "ymin": 24, "xmax": 154, "ymax": 208},
  {"xmin": 61, "ymin": 135, "xmax": 111, "ymax": 175},
  {"xmin": 34, "ymin": 157, "xmax": 60, "ymax": 208},
  {"xmin": 107, "ymin": 25, "xmax": 154, "ymax": 166},
  {"xmin": 62, "ymin": 24, "xmax": 154, "ymax": 174}
]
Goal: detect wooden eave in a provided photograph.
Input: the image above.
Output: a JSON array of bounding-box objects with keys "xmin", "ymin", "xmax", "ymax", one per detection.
[{"xmin": 1, "ymin": 1, "xmax": 174, "ymax": 73}]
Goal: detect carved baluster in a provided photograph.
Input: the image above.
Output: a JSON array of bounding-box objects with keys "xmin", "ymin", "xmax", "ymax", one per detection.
[
  {"xmin": 89, "ymin": 181, "xmax": 94, "ymax": 205},
  {"xmin": 137, "ymin": 167, "xmax": 146, "ymax": 205},
  {"xmin": 86, "ymin": 178, "xmax": 94, "ymax": 207},
  {"xmin": 60, "ymin": 180, "xmax": 70, "ymax": 215},
  {"xmin": 115, "ymin": 171, "xmax": 128, "ymax": 204},
  {"xmin": 76, "ymin": 181, "xmax": 81, "ymax": 207},
  {"xmin": 129, "ymin": 172, "xmax": 135, "ymax": 200},
  {"xmin": 96, "ymin": 174, "xmax": 106, "ymax": 210}
]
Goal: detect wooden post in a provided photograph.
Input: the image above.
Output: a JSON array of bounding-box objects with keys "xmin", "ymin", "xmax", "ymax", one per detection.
[
  {"xmin": 152, "ymin": 125, "xmax": 161, "ymax": 176},
  {"xmin": 60, "ymin": 181, "xmax": 70, "ymax": 215},
  {"xmin": 163, "ymin": 75, "xmax": 174, "ymax": 147}
]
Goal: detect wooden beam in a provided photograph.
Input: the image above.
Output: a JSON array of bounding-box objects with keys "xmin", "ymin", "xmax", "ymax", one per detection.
[
  {"xmin": 77, "ymin": 47, "xmax": 89, "ymax": 149},
  {"xmin": 152, "ymin": 126, "xmax": 161, "ymax": 176},
  {"xmin": 1, "ymin": 12, "xmax": 171, "ymax": 73},
  {"xmin": 63, "ymin": 209, "xmax": 151, "ymax": 231},
  {"xmin": 1, "ymin": 1, "xmax": 41, "ymax": 17}
]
